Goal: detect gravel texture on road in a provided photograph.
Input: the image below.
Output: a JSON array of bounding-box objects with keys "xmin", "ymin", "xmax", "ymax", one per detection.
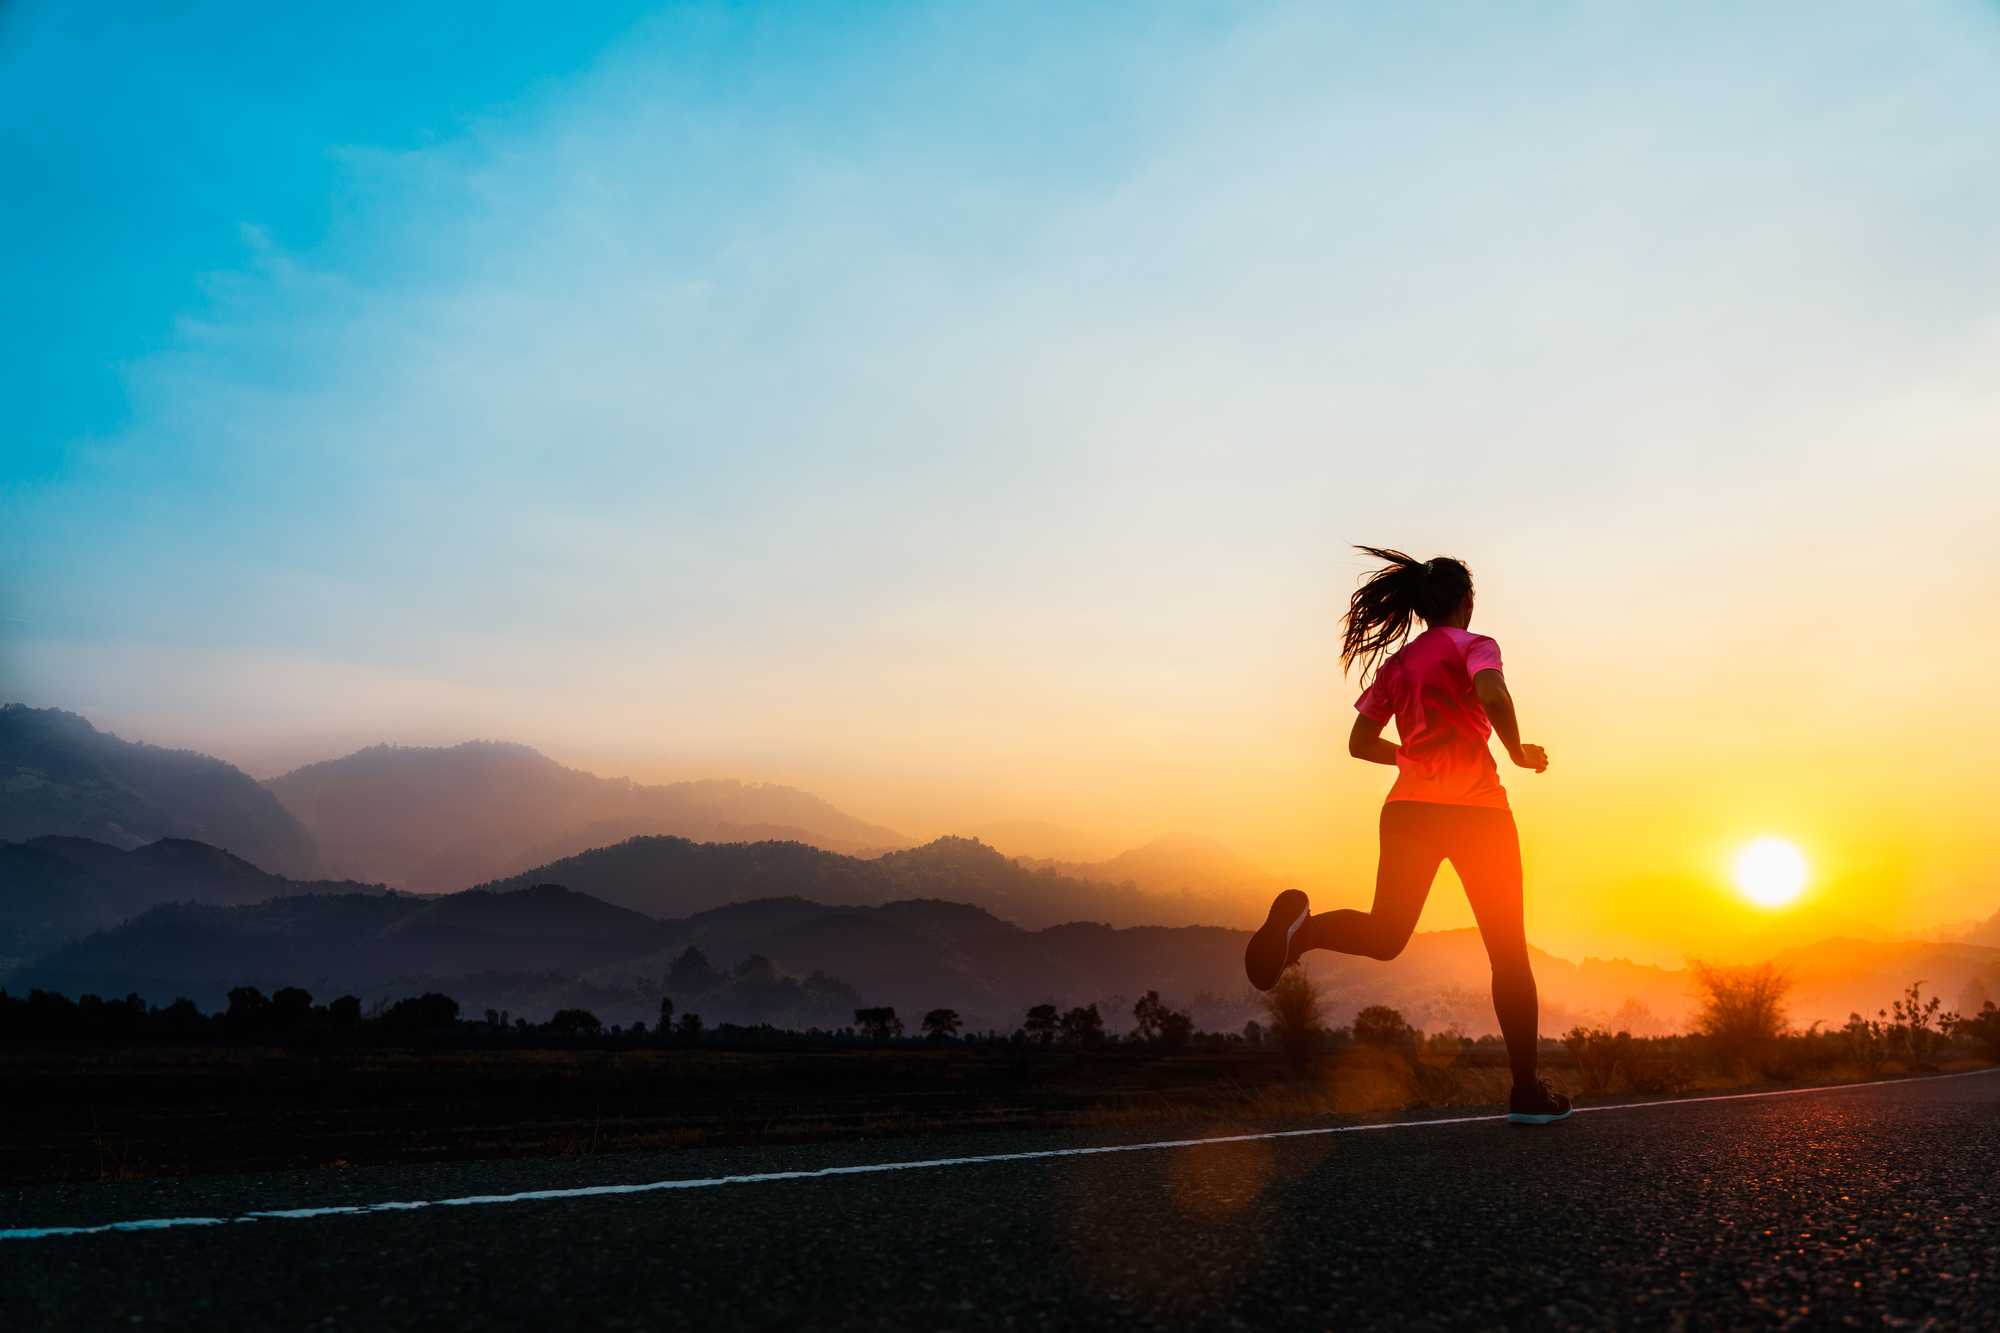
[{"xmin": 3, "ymin": 1070, "xmax": 1995, "ymax": 1330}]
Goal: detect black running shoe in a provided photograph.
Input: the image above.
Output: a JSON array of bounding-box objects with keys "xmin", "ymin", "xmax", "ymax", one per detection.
[
  {"xmin": 1244, "ymin": 889, "xmax": 1310, "ymax": 991},
  {"xmin": 1508, "ymin": 1078, "xmax": 1574, "ymax": 1125}
]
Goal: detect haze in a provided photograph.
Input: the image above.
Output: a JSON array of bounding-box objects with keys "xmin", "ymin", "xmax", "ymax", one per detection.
[{"xmin": 5, "ymin": 2, "xmax": 1999, "ymax": 966}]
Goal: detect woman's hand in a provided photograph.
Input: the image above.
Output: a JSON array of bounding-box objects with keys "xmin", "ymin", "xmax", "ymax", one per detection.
[{"xmin": 1509, "ymin": 743, "xmax": 1549, "ymax": 773}]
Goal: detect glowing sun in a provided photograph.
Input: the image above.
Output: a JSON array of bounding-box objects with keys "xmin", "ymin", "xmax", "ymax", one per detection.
[{"xmin": 1732, "ymin": 837, "xmax": 1809, "ymax": 908}]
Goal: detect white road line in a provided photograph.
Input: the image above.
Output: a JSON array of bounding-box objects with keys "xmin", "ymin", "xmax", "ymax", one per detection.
[{"xmin": 5, "ymin": 1066, "xmax": 1994, "ymax": 1242}]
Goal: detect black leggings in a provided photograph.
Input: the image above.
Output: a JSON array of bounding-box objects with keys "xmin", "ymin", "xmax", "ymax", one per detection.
[{"xmin": 1293, "ymin": 801, "xmax": 1540, "ymax": 1081}]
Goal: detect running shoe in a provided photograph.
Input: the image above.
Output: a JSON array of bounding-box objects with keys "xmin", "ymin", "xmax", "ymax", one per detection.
[
  {"xmin": 1507, "ymin": 1078, "xmax": 1574, "ymax": 1125},
  {"xmin": 1244, "ymin": 889, "xmax": 1310, "ymax": 991}
]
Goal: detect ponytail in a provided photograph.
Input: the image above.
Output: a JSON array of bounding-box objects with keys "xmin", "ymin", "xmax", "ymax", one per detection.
[{"xmin": 1340, "ymin": 546, "xmax": 1474, "ymax": 681}]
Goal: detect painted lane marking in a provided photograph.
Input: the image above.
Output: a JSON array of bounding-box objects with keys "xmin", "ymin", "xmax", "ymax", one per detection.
[{"xmin": 5, "ymin": 1066, "xmax": 1994, "ymax": 1241}]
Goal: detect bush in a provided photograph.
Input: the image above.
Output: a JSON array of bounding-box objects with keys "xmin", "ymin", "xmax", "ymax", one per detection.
[
  {"xmin": 1562, "ymin": 1027, "xmax": 1631, "ymax": 1094},
  {"xmin": 1885, "ymin": 982, "xmax": 1948, "ymax": 1071},
  {"xmin": 1954, "ymin": 1002, "xmax": 2000, "ymax": 1061},
  {"xmin": 1691, "ymin": 961, "xmax": 1790, "ymax": 1071},
  {"xmin": 1261, "ymin": 966, "xmax": 1325, "ymax": 1071}
]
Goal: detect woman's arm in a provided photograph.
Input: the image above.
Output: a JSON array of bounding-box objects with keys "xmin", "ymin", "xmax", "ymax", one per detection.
[
  {"xmin": 1473, "ymin": 669, "xmax": 1548, "ymax": 772},
  {"xmin": 1348, "ymin": 712, "xmax": 1400, "ymax": 766}
]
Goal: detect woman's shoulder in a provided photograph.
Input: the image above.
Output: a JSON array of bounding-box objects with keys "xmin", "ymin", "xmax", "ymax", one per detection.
[{"xmin": 1438, "ymin": 627, "xmax": 1503, "ymax": 670}]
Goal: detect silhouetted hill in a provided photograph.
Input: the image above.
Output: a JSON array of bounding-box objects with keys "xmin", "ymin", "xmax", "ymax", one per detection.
[
  {"xmin": 0, "ymin": 836, "xmax": 380, "ymax": 964},
  {"xmin": 11, "ymin": 884, "xmax": 673, "ymax": 1008},
  {"xmin": 474, "ymin": 834, "xmax": 1255, "ymax": 929},
  {"xmin": 0, "ymin": 704, "xmax": 317, "ymax": 876},
  {"xmin": 1769, "ymin": 936, "xmax": 2000, "ymax": 1027},
  {"xmin": 264, "ymin": 741, "xmax": 911, "ymax": 889},
  {"xmin": 1020, "ymin": 832, "xmax": 1282, "ymax": 914},
  {"xmin": 12, "ymin": 855, "xmax": 1992, "ymax": 1036},
  {"xmin": 1960, "ymin": 907, "xmax": 2000, "ymax": 950}
]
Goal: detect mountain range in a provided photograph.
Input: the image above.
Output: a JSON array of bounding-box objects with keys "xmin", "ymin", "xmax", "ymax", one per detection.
[
  {"xmin": 466, "ymin": 833, "xmax": 1257, "ymax": 930},
  {"xmin": 9, "ymin": 837, "xmax": 1997, "ymax": 1038},
  {"xmin": 3, "ymin": 705, "xmax": 1284, "ymax": 916},
  {"xmin": 0, "ymin": 837, "xmax": 382, "ymax": 968},
  {"xmin": 1, "ymin": 705, "xmax": 317, "ymax": 877},
  {"xmin": 263, "ymin": 740, "xmax": 913, "ymax": 889}
]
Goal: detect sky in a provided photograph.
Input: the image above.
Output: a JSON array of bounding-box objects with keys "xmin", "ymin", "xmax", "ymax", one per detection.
[{"xmin": 5, "ymin": 2, "xmax": 1999, "ymax": 965}]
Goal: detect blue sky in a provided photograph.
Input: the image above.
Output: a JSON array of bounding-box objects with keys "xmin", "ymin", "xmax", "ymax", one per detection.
[{"xmin": 5, "ymin": 2, "xmax": 2000, "ymax": 955}]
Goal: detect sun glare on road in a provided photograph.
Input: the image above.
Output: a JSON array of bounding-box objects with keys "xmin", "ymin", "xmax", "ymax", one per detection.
[{"xmin": 1732, "ymin": 837, "xmax": 1809, "ymax": 908}]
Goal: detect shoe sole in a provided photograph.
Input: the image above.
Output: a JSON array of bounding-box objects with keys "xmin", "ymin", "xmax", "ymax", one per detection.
[
  {"xmin": 1245, "ymin": 889, "xmax": 1310, "ymax": 991},
  {"xmin": 1507, "ymin": 1108, "xmax": 1574, "ymax": 1125}
]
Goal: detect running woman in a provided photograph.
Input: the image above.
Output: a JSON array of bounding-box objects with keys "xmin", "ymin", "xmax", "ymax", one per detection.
[{"xmin": 1244, "ymin": 547, "xmax": 1572, "ymax": 1125}]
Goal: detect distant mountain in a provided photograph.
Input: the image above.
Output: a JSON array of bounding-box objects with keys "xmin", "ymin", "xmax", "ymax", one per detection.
[
  {"xmin": 957, "ymin": 820, "xmax": 1117, "ymax": 863},
  {"xmin": 1959, "ymin": 908, "xmax": 2000, "ymax": 950},
  {"xmin": 11, "ymin": 865, "xmax": 1996, "ymax": 1038},
  {"xmin": 1769, "ymin": 936, "xmax": 2000, "ymax": 1026},
  {"xmin": 263, "ymin": 741, "xmax": 911, "ymax": 890},
  {"xmin": 0, "ymin": 704, "xmax": 318, "ymax": 876},
  {"xmin": 0, "ymin": 836, "xmax": 379, "ymax": 965},
  {"xmin": 11, "ymin": 884, "xmax": 673, "ymax": 1010},
  {"xmin": 474, "ymin": 833, "xmax": 1256, "ymax": 930},
  {"xmin": 1026, "ymin": 832, "xmax": 1285, "ymax": 902}
]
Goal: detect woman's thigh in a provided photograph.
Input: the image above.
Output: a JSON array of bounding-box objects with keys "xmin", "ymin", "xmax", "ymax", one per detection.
[
  {"xmin": 1370, "ymin": 802, "xmax": 1450, "ymax": 945},
  {"xmin": 1444, "ymin": 808, "xmax": 1527, "ymax": 960}
]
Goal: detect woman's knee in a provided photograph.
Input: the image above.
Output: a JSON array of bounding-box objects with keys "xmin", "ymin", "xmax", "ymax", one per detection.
[{"xmin": 1488, "ymin": 947, "xmax": 1535, "ymax": 987}]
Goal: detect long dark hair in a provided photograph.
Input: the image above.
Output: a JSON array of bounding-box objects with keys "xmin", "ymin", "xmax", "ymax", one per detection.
[{"xmin": 1340, "ymin": 546, "xmax": 1473, "ymax": 682}]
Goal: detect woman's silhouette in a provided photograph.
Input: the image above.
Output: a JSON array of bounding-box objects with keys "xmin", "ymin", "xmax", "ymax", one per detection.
[{"xmin": 1245, "ymin": 547, "xmax": 1571, "ymax": 1124}]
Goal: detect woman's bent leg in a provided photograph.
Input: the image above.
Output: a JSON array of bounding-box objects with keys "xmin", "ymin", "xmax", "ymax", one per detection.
[
  {"xmin": 1449, "ymin": 808, "xmax": 1539, "ymax": 1084},
  {"xmin": 1292, "ymin": 802, "xmax": 1444, "ymax": 961}
]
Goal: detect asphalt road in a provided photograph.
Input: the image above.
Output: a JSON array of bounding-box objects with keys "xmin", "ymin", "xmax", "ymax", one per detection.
[{"xmin": 4, "ymin": 1070, "xmax": 1996, "ymax": 1331}]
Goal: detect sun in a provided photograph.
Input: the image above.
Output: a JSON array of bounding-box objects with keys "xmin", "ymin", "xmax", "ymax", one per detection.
[{"xmin": 1732, "ymin": 837, "xmax": 1809, "ymax": 908}]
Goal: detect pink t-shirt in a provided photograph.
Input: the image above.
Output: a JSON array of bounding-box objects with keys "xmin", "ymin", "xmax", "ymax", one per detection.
[{"xmin": 1355, "ymin": 626, "xmax": 1509, "ymax": 809}]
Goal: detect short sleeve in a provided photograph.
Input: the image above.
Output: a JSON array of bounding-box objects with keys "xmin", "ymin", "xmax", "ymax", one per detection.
[
  {"xmin": 1463, "ymin": 634, "xmax": 1503, "ymax": 677},
  {"xmin": 1355, "ymin": 670, "xmax": 1397, "ymax": 722}
]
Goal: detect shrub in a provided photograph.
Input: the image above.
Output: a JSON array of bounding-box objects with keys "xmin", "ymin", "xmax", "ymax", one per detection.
[
  {"xmin": 1885, "ymin": 982, "xmax": 1948, "ymax": 1071},
  {"xmin": 1562, "ymin": 1026, "xmax": 1630, "ymax": 1094},
  {"xmin": 1261, "ymin": 966, "xmax": 1325, "ymax": 1071},
  {"xmin": 1953, "ymin": 1002, "xmax": 2000, "ymax": 1061},
  {"xmin": 1691, "ymin": 961, "xmax": 1790, "ymax": 1070}
]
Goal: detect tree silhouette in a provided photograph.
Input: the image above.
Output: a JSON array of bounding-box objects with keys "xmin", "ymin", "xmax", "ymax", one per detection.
[
  {"xmin": 921, "ymin": 1008, "xmax": 961, "ymax": 1040},
  {"xmin": 677, "ymin": 1011, "xmax": 703, "ymax": 1043},
  {"xmin": 382, "ymin": 992, "xmax": 461, "ymax": 1033},
  {"xmin": 270, "ymin": 987, "xmax": 314, "ymax": 1032},
  {"xmin": 1261, "ymin": 966, "xmax": 1325, "ymax": 1071},
  {"xmin": 854, "ymin": 1007, "xmax": 903, "ymax": 1042},
  {"xmin": 1024, "ymin": 1003, "xmax": 1059, "ymax": 1046},
  {"xmin": 1132, "ymin": 990, "xmax": 1166, "ymax": 1041},
  {"xmin": 657, "ymin": 996, "xmax": 675, "ymax": 1036},
  {"xmin": 1691, "ymin": 961, "xmax": 1790, "ymax": 1069},
  {"xmin": 548, "ymin": 1008, "xmax": 602, "ymax": 1038},
  {"xmin": 1131, "ymin": 990, "xmax": 1193, "ymax": 1049},
  {"xmin": 668, "ymin": 946, "xmax": 721, "ymax": 994},
  {"xmin": 1352, "ymin": 1004, "xmax": 1416, "ymax": 1048},
  {"xmin": 225, "ymin": 986, "xmax": 270, "ymax": 1038},
  {"xmin": 1057, "ymin": 1004, "xmax": 1104, "ymax": 1046}
]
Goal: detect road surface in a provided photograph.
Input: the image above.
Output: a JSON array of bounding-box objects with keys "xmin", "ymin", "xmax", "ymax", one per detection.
[{"xmin": 4, "ymin": 1070, "xmax": 1996, "ymax": 1330}]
